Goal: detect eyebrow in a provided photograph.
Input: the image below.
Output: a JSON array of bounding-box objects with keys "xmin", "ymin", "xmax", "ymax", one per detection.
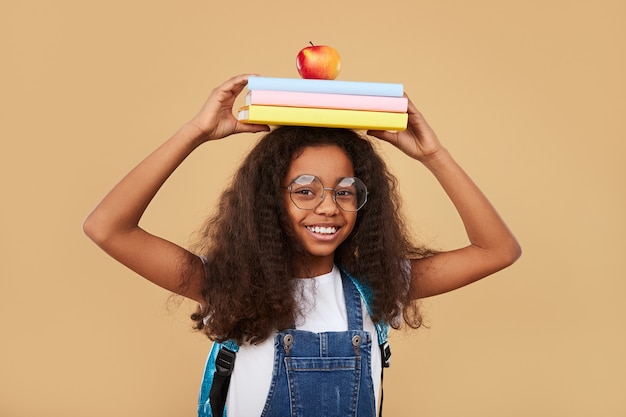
[{"xmin": 287, "ymin": 174, "xmax": 355, "ymax": 185}]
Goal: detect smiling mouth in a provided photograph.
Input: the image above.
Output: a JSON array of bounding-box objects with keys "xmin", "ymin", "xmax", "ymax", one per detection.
[{"xmin": 306, "ymin": 226, "xmax": 338, "ymax": 235}]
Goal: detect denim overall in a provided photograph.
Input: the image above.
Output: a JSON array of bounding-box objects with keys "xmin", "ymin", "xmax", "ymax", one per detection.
[
  {"xmin": 198, "ymin": 270, "xmax": 388, "ymax": 417},
  {"xmin": 259, "ymin": 273, "xmax": 376, "ymax": 416}
]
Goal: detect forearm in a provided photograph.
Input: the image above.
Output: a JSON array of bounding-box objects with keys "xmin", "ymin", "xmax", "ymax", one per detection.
[
  {"xmin": 370, "ymin": 95, "xmax": 521, "ymax": 298},
  {"xmin": 409, "ymin": 148, "xmax": 521, "ymax": 298},
  {"xmin": 83, "ymin": 123, "xmax": 205, "ymax": 244},
  {"xmin": 82, "ymin": 76, "xmax": 267, "ymax": 301},
  {"xmin": 421, "ymin": 148, "xmax": 520, "ymax": 258}
]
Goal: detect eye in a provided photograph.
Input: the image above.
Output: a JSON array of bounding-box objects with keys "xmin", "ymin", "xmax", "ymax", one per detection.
[
  {"xmin": 291, "ymin": 187, "xmax": 318, "ymax": 200},
  {"xmin": 335, "ymin": 188, "xmax": 356, "ymax": 199},
  {"xmin": 294, "ymin": 188, "xmax": 315, "ymax": 196}
]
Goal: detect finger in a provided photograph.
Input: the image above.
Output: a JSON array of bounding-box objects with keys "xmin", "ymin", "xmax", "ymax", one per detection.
[
  {"xmin": 367, "ymin": 129, "xmax": 397, "ymax": 144},
  {"xmin": 212, "ymin": 74, "xmax": 256, "ymax": 104},
  {"xmin": 235, "ymin": 122, "xmax": 270, "ymax": 134},
  {"xmin": 406, "ymin": 98, "xmax": 432, "ymax": 129},
  {"xmin": 405, "ymin": 93, "xmax": 419, "ymax": 113},
  {"xmin": 224, "ymin": 74, "xmax": 262, "ymax": 91},
  {"xmin": 226, "ymin": 74, "xmax": 253, "ymax": 95},
  {"xmin": 223, "ymin": 74, "xmax": 253, "ymax": 88}
]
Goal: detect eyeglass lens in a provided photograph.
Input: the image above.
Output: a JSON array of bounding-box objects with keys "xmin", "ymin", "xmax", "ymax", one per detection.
[{"xmin": 288, "ymin": 175, "xmax": 367, "ymax": 212}]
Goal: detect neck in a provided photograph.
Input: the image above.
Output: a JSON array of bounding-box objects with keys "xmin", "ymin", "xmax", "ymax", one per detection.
[{"xmin": 295, "ymin": 256, "xmax": 334, "ymax": 278}]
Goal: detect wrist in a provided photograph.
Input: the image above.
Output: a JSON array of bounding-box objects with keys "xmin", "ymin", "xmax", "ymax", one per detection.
[
  {"xmin": 178, "ymin": 122, "xmax": 211, "ymax": 147},
  {"xmin": 418, "ymin": 147, "xmax": 450, "ymax": 167},
  {"xmin": 418, "ymin": 148, "xmax": 464, "ymax": 178}
]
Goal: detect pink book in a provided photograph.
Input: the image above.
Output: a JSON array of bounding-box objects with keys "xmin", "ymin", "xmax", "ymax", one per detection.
[{"xmin": 245, "ymin": 90, "xmax": 408, "ymax": 113}]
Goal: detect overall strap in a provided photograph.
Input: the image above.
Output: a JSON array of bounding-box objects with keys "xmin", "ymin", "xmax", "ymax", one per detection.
[
  {"xmin": 340, "ymin": 267, "xmax": 392, "ymax": 417},
  {"xmin": 339, "ymin": 268, "xmax": 391, "ymax": 366},
  {"xmin": 340, "ymin": 269, "xmax": 365, "ymax": 331}
]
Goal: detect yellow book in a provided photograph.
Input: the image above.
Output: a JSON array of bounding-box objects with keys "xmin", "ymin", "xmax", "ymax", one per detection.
[{"xmin": 238, "ymin": 105, "xmax": 408, "ymax": 131}]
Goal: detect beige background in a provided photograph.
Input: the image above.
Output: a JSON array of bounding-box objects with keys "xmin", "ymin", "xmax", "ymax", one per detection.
[{"xmin": 1, "ymin": 0, "xmax": 624, "ymax": 416}]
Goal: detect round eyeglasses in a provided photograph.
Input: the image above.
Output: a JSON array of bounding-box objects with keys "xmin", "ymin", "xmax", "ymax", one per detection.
[{"xmin": 283, "ymin": 174, "xmax": 368, "ymax": 212}]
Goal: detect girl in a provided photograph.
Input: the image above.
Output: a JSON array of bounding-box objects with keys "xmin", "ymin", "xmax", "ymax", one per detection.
[{"xmin": 83, "ymin": 74, "xmax": 521, "ymax": 417}]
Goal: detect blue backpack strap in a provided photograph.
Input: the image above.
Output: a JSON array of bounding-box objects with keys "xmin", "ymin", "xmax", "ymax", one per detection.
[
  {"xmin": 198, "ymin": 340, "xmax": 239, "ymax": 417},
  {"xmin": 197, "ymin": 256, "xmax": 240, "ymax": 417}
]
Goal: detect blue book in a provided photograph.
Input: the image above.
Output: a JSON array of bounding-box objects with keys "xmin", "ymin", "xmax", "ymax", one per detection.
[{"xmin": 246, "ymin": 76, "xmax": 404, "ymax": 98}]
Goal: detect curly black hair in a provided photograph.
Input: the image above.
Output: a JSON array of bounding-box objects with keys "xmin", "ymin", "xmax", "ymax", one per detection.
[{"xmin": 186, "ymin": 126, "xmax": 433, "ymax": 345}]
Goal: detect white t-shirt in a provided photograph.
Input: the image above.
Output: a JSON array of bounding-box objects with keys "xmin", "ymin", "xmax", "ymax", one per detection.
[{"xmin": 225, "ymin": 265, "xmax": 381, "ymax": 416}]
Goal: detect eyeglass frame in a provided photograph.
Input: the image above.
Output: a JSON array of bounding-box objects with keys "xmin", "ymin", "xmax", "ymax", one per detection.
[{"xmin": 281, "ymin": 174, "xmax": 369, "ymax": 212}]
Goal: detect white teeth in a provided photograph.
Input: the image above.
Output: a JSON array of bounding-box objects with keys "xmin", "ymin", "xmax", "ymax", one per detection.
[{"xmin": 307, "ymin": 226, "xmax": 337, "ymax": 234}]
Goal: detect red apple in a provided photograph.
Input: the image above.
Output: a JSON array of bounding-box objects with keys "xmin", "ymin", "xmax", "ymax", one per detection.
[{"xmin": 296, "ymin": 43, "xmax": 341, "ymax": 80}]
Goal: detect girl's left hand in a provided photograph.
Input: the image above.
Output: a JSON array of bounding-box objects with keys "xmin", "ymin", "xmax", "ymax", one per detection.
[{"xmin": 367, "ymin": 94, "xmax": 444, "ymax": 161}]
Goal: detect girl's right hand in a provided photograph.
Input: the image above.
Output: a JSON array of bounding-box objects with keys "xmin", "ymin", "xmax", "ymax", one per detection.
[{"xmin": 186, "ymin": 74, "xmax": 270, "ymax": 142}]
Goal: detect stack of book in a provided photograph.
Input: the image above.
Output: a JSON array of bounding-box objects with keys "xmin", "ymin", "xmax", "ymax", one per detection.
[{"xmin": 237, "ymin": 76, "xmax": 408, "ymax": 131}]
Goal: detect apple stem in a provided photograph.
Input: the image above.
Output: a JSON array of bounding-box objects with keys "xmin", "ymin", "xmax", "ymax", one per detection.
[{"xmin": 309, "ymin": 41, "xmax": 314, "ymax": 46}]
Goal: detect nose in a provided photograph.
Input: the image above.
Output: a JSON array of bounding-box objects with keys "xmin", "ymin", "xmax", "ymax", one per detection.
[{"xmin": 314, "ymin": 188, "xmax": 340, "ymax": 215}]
